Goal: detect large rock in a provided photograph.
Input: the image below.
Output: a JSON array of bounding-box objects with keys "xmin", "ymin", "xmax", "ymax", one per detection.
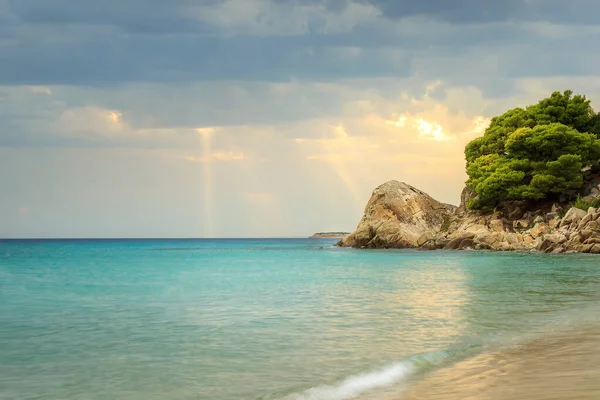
[
  {"xmin": 456, "ymin": 186, "xmax": 476, "ymax": 215},
  {"xmin": 338, "ymin": 180, "xmax": 600, "ymax": 254},
  {"xmin": 338, "ymin": 181, "xmax": 456, "ymax": 248},
  {"xmin": 559, "ymin": 207, "xmax": 587, "ymax": 228},
  {"xmin": 489, "ymin": 219, "xmax": 506, "ymax": 232},
  {"xmin": 530, "ymin": 223, "xmax": 549, "ymax": 239}
]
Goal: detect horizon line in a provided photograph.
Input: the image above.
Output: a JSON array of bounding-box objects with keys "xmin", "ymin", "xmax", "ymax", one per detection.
[{"xmin": 0, "ymin": 237, "xmax": 338, "ymax": 240}]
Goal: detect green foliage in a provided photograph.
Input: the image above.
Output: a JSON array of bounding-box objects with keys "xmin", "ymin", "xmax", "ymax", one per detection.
[
  {"xmin": 586, "ymin": 113, "xmax": 600, "ymax": 137},
  {"xmin": 465, "ymin": 90, "xmax": 600, "ymax": 209},
  {"xmin": 572, "ymin": 195, "xmax": 600, "ymax": 211},
  {"xmin": 505, "ymin": 124, "xmax": 600, "ymax": 163}
]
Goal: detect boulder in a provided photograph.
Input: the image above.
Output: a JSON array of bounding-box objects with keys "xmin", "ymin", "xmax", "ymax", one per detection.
[
  {"xmin": 452, "ymin": 222, "xmax": 489, "ymax": 236},
  {"xmin": 577, "ymin": 213, "xmax": 594, "ymax": 230},
  {"xmin": 475, "ymin": 232, "xmax": 504, "ymax": 247},
  {"xmin": 474, "ymin": 242, "xmax": 491, "ymax": 250},
  {"xmin": 506, "ymin": 204, "xmax": 525, "ymax": 220},
  {"xmin": 456, "ymin": 186, "xmax": 477, "ymax": 215},
  {"xmin": 339, "ymin": 180, "xmax": 456, "ymax": 249},
  {"xmin": 548, "ymin": 217, "xmax": 560, "ymax": 229},
  {"xmin": 580, "ymin": 230, "xmax": 594, "ymax": 241},
  {"xmin": 458, "ymin": 237, "xmax": 475, "ymax": 250},
  {"xmin": 522, "ymin": 234, "xmax": 535, "ymax": 245},
  {"xmin": 569, "ymin": 231, "xmax": 582, "ymax": 242},
  {"xmin": 530, "ymin": 223, "xmax": 549, "ymax": 239},
  {"xmin": 416, "ymin": 231, "xmax": 436, "ymax": 247},
  {"xmin": 489, "ymin": 219, "xmax": 505, "ymax": 232},
  {"xmin": 419, "ymin": 240, "xmax": 438, "ymax": 251},
  {"xmin": 537, "ymin": 239, "xmax": 557, "ymax": 253},
  {"xmin": 513, "ymin": 219, "xmax": 530, "ymax": 230},
  {"xmin": 504, "ymin": 233, "xmax": 521, "ymax": 245},
  {"xmin": 543, "ymin": 233, "xmax": 566, "ymax": 245},
  {"xmin": 445, "ymin": 236, "xmax": 468, "ymax": 250},
  {"xmin": 581, "ymin": 244, "xmax": 595, "ymax": 253},
  {"xmin": 587, "ymin": 220, "xmax": 600, "ymax": 232},
  {"xmin": 435, "ymin": 238, "xmax": 450, "ymax": 248},
  {"xmin": 559, "ymin": 207, "xmax": 587, "ymax": 228}
]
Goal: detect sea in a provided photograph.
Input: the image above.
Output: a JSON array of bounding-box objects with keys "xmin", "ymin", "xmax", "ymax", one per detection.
[{"xmin": 2, "ymin": 238, "xmax": 600, "ymax": 400}]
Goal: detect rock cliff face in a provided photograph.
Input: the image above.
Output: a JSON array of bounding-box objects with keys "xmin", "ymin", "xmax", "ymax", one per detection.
[
  {"xmin": 338, "ymin": 181, "xmax": 456, "ymax": 249},
  {"xmin": 339, "ymin": 180, "xmax": 600, "ymax": 254}
]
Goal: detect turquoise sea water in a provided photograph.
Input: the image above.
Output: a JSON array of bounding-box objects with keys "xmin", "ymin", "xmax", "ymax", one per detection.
[{"xmin": 2, "ymin": 239, "xmax": 600, "ymax": 400}]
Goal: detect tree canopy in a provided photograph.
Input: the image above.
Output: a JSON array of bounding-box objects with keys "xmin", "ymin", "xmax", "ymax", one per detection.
[{"xmin": 465, "ymin": 90, "xmax": 600, "ymax": 210}]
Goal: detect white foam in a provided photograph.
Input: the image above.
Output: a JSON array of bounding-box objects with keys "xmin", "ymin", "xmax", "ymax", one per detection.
[{"xmin": 284, "ymin": 361, "xmax": 414, "ymax": 400}]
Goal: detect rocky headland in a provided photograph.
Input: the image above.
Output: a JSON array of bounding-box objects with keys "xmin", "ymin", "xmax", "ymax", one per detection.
[
  {"xmin": 309, "ymin": 232, "xmax": 350, "ymax": 239},
  {"xmin": 338, "ymin": 180, "xmax": 600, "ymax": 254}
]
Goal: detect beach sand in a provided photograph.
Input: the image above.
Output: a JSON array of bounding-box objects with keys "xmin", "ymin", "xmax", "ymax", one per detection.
[{"xmin": 380, "ymin": 325, "xmax": 600, "ymax": 400}]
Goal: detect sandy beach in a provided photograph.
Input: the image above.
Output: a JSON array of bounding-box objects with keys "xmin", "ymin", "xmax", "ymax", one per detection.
[{"xmin": 380, "ymin": 324, "xmax": 600, "ymax": 400}]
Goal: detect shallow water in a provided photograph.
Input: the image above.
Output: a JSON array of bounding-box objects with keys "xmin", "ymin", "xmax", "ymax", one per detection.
[{"xmin": 1, "ymin": 239, "xmax": 600, "ymax": 399}]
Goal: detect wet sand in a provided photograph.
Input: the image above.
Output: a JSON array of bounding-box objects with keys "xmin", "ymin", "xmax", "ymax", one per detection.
[{"xmin": 384, "ymin": 326, "xmax": 600, "ymax": 400}]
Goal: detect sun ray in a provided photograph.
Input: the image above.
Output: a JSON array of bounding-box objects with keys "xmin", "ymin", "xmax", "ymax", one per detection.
[
  {"xmin": 328, "ymin": 158, "xmax": 365, "ymax": 207},
  {"xmin": 198, "ymin": 128, "xmax": 214, "ymax": 238},
  {"xmin": 304, "ymin": 123, "xmax": 370, "ymax": 208}
]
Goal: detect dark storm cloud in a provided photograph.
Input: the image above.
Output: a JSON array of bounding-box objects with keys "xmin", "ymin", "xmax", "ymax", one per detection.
[
  {"xmin": 363, "ymin": 0, "xmax": 522, "ymax": 22},
  {"xmin": 6, "ymin": 0, "xmax": 216, "ymax": 33},
  {"xmin": 6, "ymin": 0, "xmax": 600, "ymax": 33},
  {"xmin": 363, "ymin": 0, "xmax": 600, "ymax": 24},
  {"xmin": 0, "ymin": 0, "xmax": 598, "ymax": 85},
  {"xmin": 0, "ymin": 34, "xmax": 415, "ymax": 85}
]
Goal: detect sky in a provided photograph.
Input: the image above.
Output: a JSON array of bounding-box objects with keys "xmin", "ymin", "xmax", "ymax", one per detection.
[{"xmin": 2, "ymin": 0, "xmax": 600, "ymax": 238}]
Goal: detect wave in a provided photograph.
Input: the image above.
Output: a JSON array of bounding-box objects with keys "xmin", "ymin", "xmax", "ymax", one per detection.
[
  {"xmin": 280, "ymin": 350, "xmax": 457, "ymax": 400},
  {"xmin": 275, "ymin": 299, "xmax": 600, "ymax": 400}
]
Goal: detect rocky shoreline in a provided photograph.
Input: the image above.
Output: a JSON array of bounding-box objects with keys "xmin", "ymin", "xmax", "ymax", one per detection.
[{"xmin": 338, "ymin": 180, "xmax": 600, "ymax": 254}]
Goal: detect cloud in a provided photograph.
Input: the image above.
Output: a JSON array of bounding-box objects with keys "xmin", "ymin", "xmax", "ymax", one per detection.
[
  {"xmin": 0, "ymin": 1, "xmax": 598, "ymax": 86},
  {"xmin": 3, "ymin": 75, "xmax": 600, "ymax": 149},
  {"xmin": 195, "ymin": 127, "xmax": 217, "ymax": 136},
  {"xmin": 28, "ymin": 86, "xmax": 52, "ymax": 95},
  {"xmin": 7, "ymin": 0, "xmax": 380, "ymax": 35},
  {"xmin": 57, "ymin": 106, "xmax": 125, "ymax": 135},
  {"xmin": 193, "ymin": 0, "xmax": 381, "ymax": 36},
  {"xmin": 3, "ymin": 76, "xmax": 600, "ymax": 237},
  {"xmin": 212, "ymin": 151, "xmax": 246, "ymax": 161},
  {"xmin": 5, "ymin": 0, "xmax": 205, "ymax": 33},
  {"xmin": 364, "ymin": 0, "xmax": 600, "ymax": 24},
  {"xmin": 307, "ymin": 153, "xmax": 352, "ymax": 161},
  {"xmin": 184, "ymin": 152, "xmax": 246, "ymax": 163},
  {"xmin": 17, "ymin": 206, "xmax": 29, "ymax": 215},
  {"xmin": 8, "ymin": 0, "xmax": 599, "ymax": 35},
  {"xmin": 0, "ymin": 86, "xmax": 208, "ymax": 147}
]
